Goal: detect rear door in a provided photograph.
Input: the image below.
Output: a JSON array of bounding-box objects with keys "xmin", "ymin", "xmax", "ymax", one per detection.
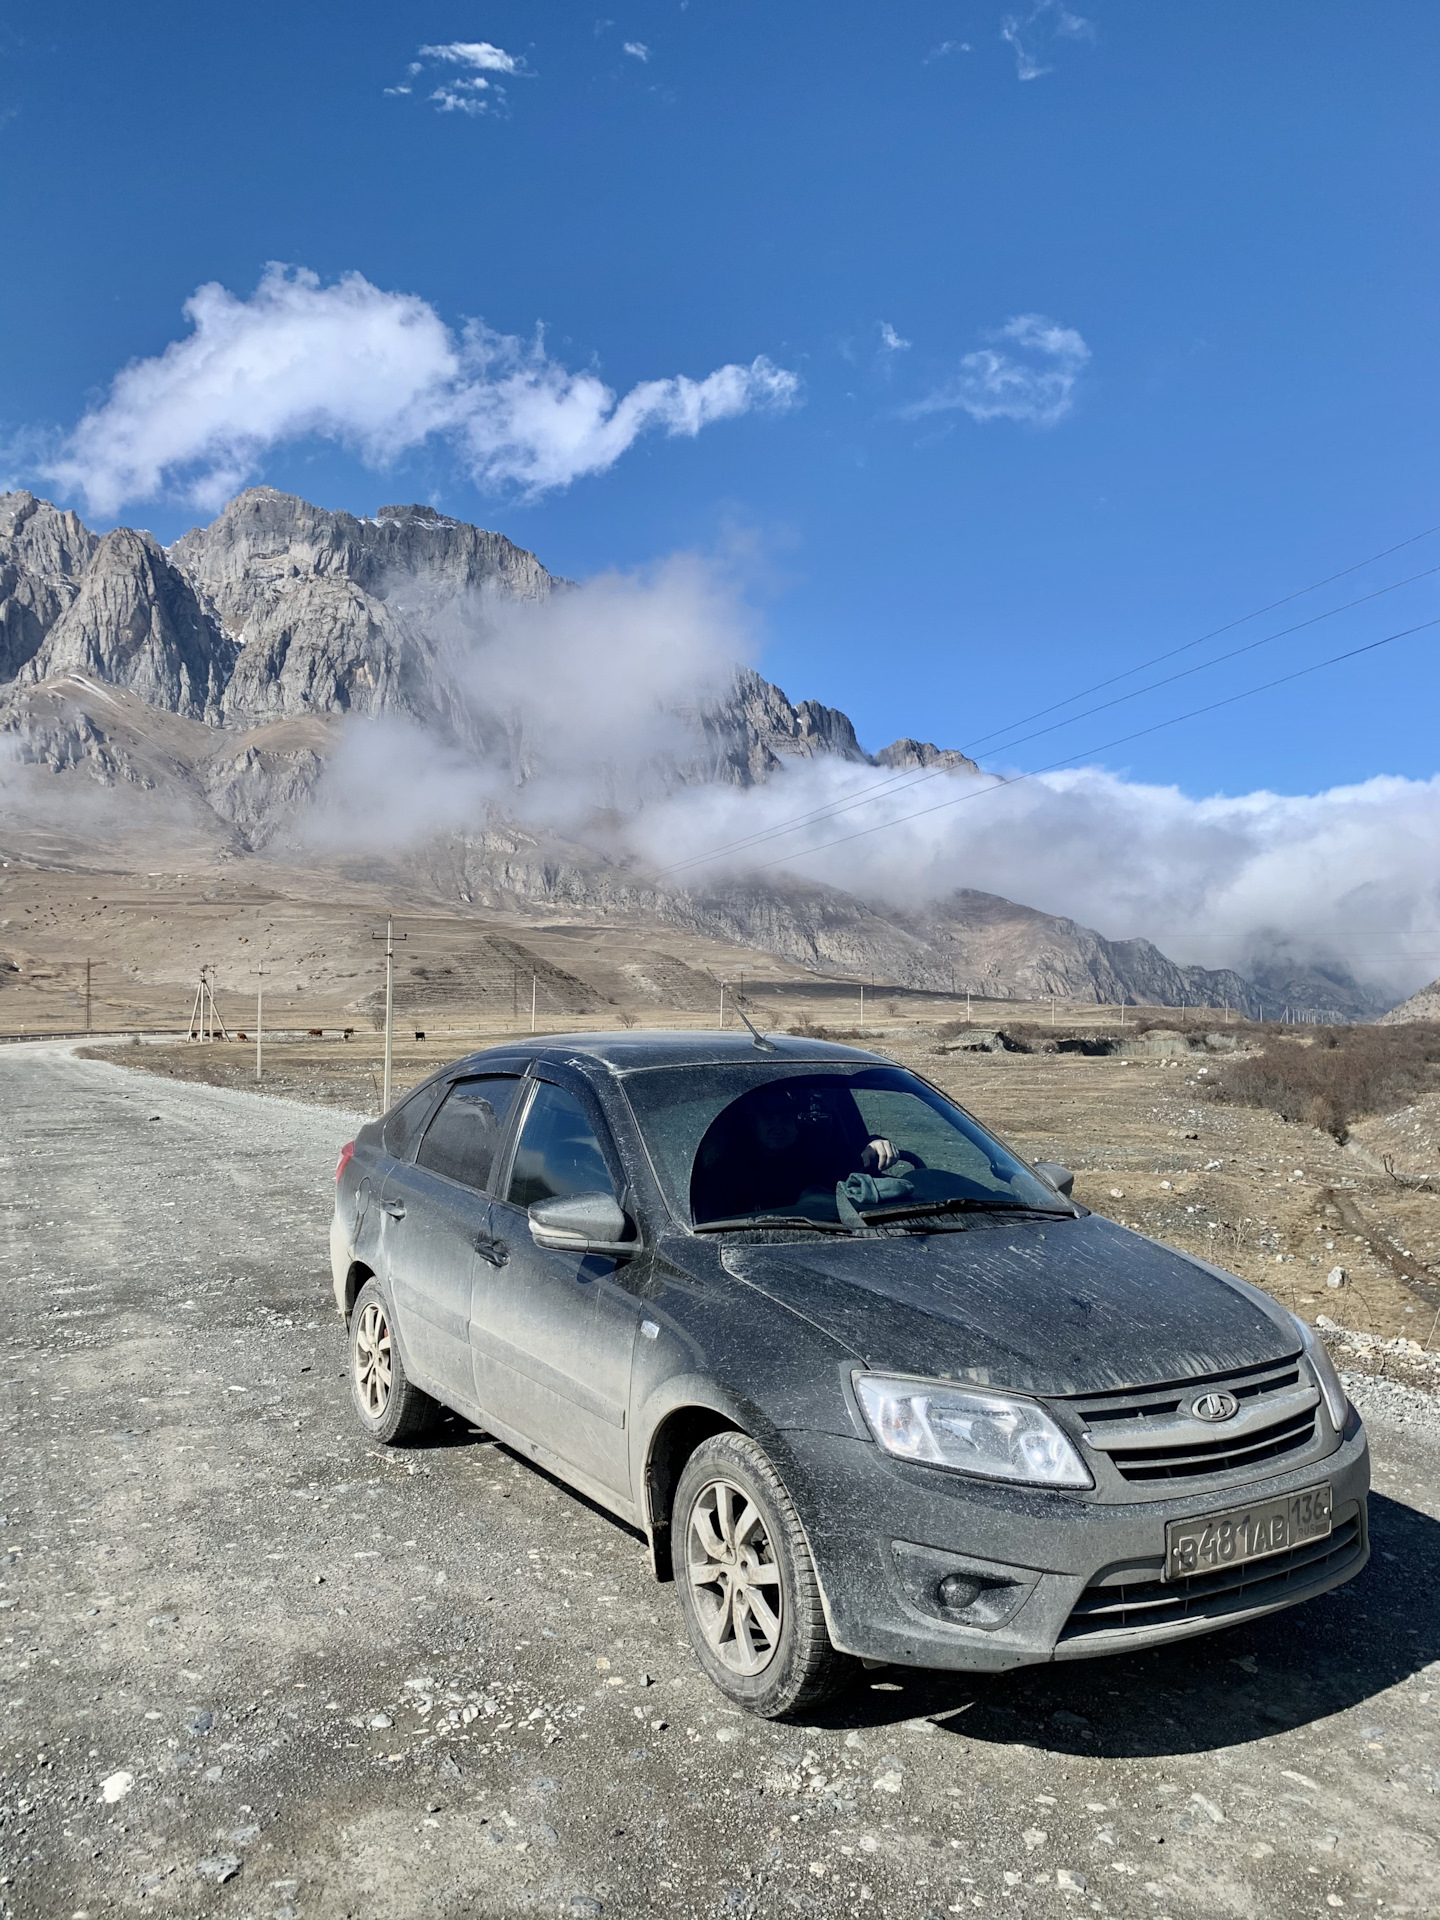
[
  {"xmin": 381, "ymin": 1074, "xmax": 522, "ymax": 1406},
  {"xmin": 475, "ymin": 1076, "xmax": 642, "ymax": 1502}
]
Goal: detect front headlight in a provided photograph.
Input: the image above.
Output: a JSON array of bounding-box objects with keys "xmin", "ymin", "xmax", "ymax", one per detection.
[
  {"xmin": 854, "ymin": 1373, "xmax": 1093, "ymax": 1489},
  {"xmin": 1291, "ymin": 1314, "xmax": 1350, "ymax": 1433}
]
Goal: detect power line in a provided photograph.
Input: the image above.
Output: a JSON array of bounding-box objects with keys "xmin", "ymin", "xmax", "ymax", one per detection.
[
  {"xmin": 739, "ymin": 613, "xmax": 1440, "ymax": 875},
  {"xmin": 963, "ymin": 561, "xmax": 1440, "ymax": 762},
  {"xmin": 961, "ymin": 518, "xmax": 1440, "ymax": 755},
  {"xmin": 657, "ymin": 537, "xmax": 1440, "ymax": 880}
]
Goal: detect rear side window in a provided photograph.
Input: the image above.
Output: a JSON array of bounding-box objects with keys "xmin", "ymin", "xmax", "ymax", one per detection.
[
  {"xmin": 507, "ymin": 1082, "xmax": 618, "ymax": 1210},
  {"xmin": 383, "ymin": 1082, "xmax": 442, "ymax": 1159},
  {"xmin": 415, "ymin": 1076, "xmax": 521, "ymax": 1191}
]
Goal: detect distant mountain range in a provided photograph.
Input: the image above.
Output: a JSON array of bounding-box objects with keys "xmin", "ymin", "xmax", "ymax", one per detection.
[{"xmin": 0, "ymin": 486, "xmax": 1389, "ymax": 1019}]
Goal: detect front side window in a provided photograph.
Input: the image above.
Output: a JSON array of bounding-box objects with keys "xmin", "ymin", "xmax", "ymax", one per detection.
[
  {"xmin": 507, "ymin": 1081, "xmax": 618, "ymax": 1210},
  {"xmin": 621, "ymin": 1063, "xmax": 1065, "ymax": 1228},
  {"xmin": 414, "ymin": 1075, "xmax": 521, "ymax": 1191}
]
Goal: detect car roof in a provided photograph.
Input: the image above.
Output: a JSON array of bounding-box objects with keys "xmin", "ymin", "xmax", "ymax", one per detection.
[{"xmin": 448, "ymin": 1029, "xmax": 890, "ymax": 1076}]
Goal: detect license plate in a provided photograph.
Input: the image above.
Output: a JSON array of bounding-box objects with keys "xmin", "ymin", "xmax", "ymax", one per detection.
[{"xmin": 1164, "ymin": 1483, "xmax": 1332, "ymax": 1581}]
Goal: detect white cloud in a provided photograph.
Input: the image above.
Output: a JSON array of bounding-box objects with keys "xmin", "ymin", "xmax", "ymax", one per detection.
[
  {"xmin": 1001, "ymin": 1, "xmax": 1094, "ymax": 81},
  {"xmin": 923, "ymin": 39, "xmax": 971, "ymax": 63},
  {"xmin": 878, "ymin": 321, "xmax": 911, "ymax": 353},
  {"xmin": 430, "ymin": 80, "xmax": 494, "ymax": 116},
  {"xmin": 417, "ymin": 41, "xmax": 524, "ymax": 74},
  {"xmin": 905, "ymin": 313, "xmax": 1089, "ymax": 427},
  {"xmin": 621, "ymin": 757, "xmax": 1440, "ymax": 1005},
  {"xmin": 388, "ymin": 40, "xmax": 530, "ymax": 115},
  {"xmin": 42, "ymin": 265, "xmax": 800, "ymax": 517},
  {"xmin": 623, "ymin": 40, "xmax": 651, "ymax": 61}
]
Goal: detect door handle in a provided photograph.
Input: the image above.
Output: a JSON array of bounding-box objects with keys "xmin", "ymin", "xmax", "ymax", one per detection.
[
  {"xmin": 381, "ymin": 1200, "xmax": 406, "ymax": 1220},
  {"xmin": 474, "ymin": 1233, "xmax": 509, "ymax": 1268}
]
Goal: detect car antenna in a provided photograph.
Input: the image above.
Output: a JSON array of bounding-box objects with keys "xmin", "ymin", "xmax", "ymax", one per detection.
[{"xmin": 736, "ymin": 1003, "xmax": 778, "ymax": 1052}]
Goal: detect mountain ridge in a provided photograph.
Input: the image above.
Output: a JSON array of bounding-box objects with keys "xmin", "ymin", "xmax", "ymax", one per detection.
[{"xmin": 0, "ymin": 486, "xmax": 1387, "ymax": 1020}]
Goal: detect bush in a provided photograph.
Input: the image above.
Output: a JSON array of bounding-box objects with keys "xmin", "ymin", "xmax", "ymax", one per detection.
[{"xmin": 1208, "ymin": 1023, "xmax": 1440, "ymax": 1141}]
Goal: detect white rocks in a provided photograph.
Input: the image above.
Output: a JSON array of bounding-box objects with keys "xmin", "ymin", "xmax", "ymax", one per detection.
[
  {"xmin": 1022, "ymin": 1827, "xmax": 1048, "ymax": 1851},
  {"xmin": 99, "ymin": 1769, "xmax": 134, "ymax": 1803},
  {"xmin": 1327, "ymin": 1267, "xmax": 1348, "ymax": 1288},
  {"xmin": 197, "ymin": 1853, "xmax": 242, "ymax": 1883},
  {"xmin": 872, "ymin": 1769, "xmax": 904, "ymax": 1793}
]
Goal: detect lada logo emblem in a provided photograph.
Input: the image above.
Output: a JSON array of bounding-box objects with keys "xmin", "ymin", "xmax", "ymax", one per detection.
[{"xmin": 1191, "ymin": 1390, "xmax": 1239, "ymax": 1423}]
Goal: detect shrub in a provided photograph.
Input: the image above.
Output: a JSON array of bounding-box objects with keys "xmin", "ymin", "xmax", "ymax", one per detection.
[{"xmin": 1208, "ymin": 1022, "xmax": 1440, "ymax": 1141}]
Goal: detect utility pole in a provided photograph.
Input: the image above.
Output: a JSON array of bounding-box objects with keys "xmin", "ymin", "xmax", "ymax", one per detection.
[
  {"xmin": 859, "ymin": 984, "xmax": 865, "ymax": 1031},
  {"xmin": 966, "ymin": 988, "xmax": 971, "ymax": 1022},
  {"xmin": 187, "ymin": 965, "xmax": 230, "ymax": 1042},
  {"xmin": 718, "ymin": 980, "xmax": 726, "ymax": 1028},
  {"xmin": 530, "ymin": 971, "xmax": 537, "ymax": 1034},
  {"xmin": 512, "ymin": 965, "xmax": 518, "ymax": 1025},
  {"xmin": 84, "ymin": 958, "xmax": 91, "ymax": 1035},
  {"xmin": 255, "ymin": 962, "xmax": 263, "ymax": 1084},
  {"xmin": 371, "ymin": 916, "xmax": 406, "ymax": 1112}
]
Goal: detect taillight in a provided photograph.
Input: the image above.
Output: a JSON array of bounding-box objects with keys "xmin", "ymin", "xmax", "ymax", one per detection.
[{"xmin": 335, "ymin": 1140, "xmax": 355, "ymax": 1182}]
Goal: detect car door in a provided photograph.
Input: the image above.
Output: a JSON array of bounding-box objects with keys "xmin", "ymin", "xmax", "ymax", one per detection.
[
  {"xmin": 381, "ymin": 1073, "xmax": 523, "ymax": 1407},
  {"xmin": 474, "ymin": 1076, "xmax": 642, "ymax": 1502}
]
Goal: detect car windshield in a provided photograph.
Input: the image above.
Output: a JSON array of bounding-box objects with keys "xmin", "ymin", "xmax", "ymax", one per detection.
[{"xmin": 620, "ymin": 1062, "xmax": 1069, "ymax": 1229}]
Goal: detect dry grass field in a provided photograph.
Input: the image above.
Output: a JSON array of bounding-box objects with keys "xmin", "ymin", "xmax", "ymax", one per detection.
[{"xmin": 84, "ymin": 1013, "xmax": 1440, "ymax": 1362}]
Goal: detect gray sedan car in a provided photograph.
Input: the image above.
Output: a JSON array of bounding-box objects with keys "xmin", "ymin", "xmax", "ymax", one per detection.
[{"xmin": 329, "ymin": 1031, "xmax": 1368, "ymax": 1718}]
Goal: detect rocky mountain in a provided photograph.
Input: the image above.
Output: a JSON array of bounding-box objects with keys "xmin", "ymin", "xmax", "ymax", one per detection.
[
  {"xmin": 1381, "ymin": 976, "xmax": 1440, "ymax": 1025},
  {"xmin": 0, "ymin": 485, "xmax": 1384, "ymax": 1018}
]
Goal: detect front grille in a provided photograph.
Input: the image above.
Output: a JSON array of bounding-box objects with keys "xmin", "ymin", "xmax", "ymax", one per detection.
[
  {"xmin": 1058, "ymin": 1506, "xmax": 1364, "ymax": 1643},
  {"xmin": 1066, "ymin": 1355, "xmax": 1317, "ymax": 1482}
]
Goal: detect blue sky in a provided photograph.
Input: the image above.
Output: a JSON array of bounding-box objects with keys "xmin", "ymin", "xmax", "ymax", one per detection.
[{"xmin": 3, "ymin": 1, "xmax": 1438, "ymax": 801}]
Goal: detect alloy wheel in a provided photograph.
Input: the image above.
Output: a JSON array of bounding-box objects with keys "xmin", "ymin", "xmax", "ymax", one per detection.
[
  {"xmin": 685, "ymin": 1477, "xmax": 784, "ymax": 1675},
  {"xmin": 354, "ymin": 1299, "xmax": 392, "ymax": 1417}
]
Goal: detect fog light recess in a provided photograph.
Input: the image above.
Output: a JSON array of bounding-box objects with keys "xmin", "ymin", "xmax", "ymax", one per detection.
[{"xmin": 937, "ymin": 1572, "xmax": 985, "ymax": 1612}]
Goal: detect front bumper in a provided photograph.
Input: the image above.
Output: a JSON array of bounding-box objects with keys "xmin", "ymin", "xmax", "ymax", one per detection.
[{"xmin": 778, "ymin": 1409, "xmax": 1370, "ymax": 1672}]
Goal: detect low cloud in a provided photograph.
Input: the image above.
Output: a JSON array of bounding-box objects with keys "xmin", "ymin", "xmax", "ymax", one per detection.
[
  {"xmin": 1001, "ymin": 1, "xmax": 1095, "ymax": 81},
  {"xmin": 307, "ymin": 553, "xmax": 753, "ymax": 851},
  {"xmin": 878, "ymin": 322, "xmax": 911, "ymax": 353},
  {"xmin": 923, "ymin": 40, "xmax": 971, "ymax": 63},
  {"xmin": 623, "ymin": 41, "xmax": 651, "ymax": 61},
  {"xmin": 906, "ymin": 313, "xmax": 1089, "ymax": 427},
  {"xmin": 42, "ymin": 265, "xmax": 799, "ymax": 517},
  {"xmin": 621, "ymin": 757, "xmax": 1440, "ymax": 1004},
  {"xmin": 300, "ymin": 550, "xmax": 1440, "ymax": 1006}
]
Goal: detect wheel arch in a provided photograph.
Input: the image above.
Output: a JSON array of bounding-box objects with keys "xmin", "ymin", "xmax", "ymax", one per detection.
[
  {"xmin": 342, "ymin": 1260, "xmax": 374, "ymax": 1323},
  {"xmin": 643, "ymin": 1400, "xmax": 750, "ymax": 1583}
]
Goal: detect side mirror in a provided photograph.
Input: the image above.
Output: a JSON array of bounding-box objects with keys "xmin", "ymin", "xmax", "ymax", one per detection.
[
  {"xmin": 1033, "ymin": 1162, "xmax": 1075, "ymax": 1199},
  {"xmin": 528, "ymin": 1191, "xmax": 636, "ymax": 1255}
]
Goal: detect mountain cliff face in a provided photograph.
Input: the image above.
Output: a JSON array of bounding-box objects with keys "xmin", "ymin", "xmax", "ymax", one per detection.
[{"xmin": 0, "ymin": 485, "xmax": 1379, "ymax": 1018}]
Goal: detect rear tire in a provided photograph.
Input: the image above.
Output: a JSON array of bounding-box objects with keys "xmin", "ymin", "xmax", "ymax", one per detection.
[
  {"xmin": 672, "ymin": 1431, "xmax": 854, "ymax": 1718},
  {"xmin": 348, "ymin": 1278, "xmax": 439, "ymax": 1445}
]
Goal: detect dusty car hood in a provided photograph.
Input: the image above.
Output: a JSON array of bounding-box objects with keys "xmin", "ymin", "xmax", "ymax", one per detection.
[{"xmin": 720, "ymin": 1212, "xmax": 1296, "ymax": 1397}]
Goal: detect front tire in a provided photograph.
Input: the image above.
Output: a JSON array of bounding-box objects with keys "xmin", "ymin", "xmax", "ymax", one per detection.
[
  {"xmin": 348, "ymin": 1278, "xmax": 439, "ymax": 1445},
  {"xmin": 672, "ymin": 1431, "xmax": 854, "ymax": 1718}
]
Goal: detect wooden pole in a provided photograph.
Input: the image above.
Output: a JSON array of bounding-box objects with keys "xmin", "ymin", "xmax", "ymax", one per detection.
[
  {"xmin": 256, "ymin": 963, "xmax": 263, "ymax": 1083},
  {"xmin": 530, "ymin": 971, "xmax": 537, "ymax": 1034}
]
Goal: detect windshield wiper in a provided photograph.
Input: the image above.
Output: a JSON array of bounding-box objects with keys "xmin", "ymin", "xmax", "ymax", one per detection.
[
  {"xmin": 692, "ymin": 1214, "xmax": 857, "ymax": 1235},
  {"xmin": 858, "ymin": 1196, "xmax": 1068, "ymax": 1224}
]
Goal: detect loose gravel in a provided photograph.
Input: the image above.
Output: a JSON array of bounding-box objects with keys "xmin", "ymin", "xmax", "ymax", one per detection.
[{"xmin": 3, "ymin": 1043, "xmax": 1439, "ymax": 1920}]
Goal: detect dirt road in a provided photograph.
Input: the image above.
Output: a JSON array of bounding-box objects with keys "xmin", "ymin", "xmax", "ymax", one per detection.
[{"xmin": 3, "ymin": 1045, "xmax": 1438, "ymax": 1920}]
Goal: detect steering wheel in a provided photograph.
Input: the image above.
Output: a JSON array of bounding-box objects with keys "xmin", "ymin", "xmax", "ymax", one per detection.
[{"xmin": 888, "ymin": 1149, "xmax": 927, "ymax": 1173}]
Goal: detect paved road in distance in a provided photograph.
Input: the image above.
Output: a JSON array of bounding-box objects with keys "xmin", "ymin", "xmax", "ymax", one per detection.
[{"xmin": 2, "ymin": 1043, "xmax": 1438, "ymax": 1920}]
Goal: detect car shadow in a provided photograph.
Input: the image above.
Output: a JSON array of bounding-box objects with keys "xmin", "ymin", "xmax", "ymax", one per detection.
[{"xmin": 810, "ymin": 1493, "xmax": 1439, "ymax": 1757}]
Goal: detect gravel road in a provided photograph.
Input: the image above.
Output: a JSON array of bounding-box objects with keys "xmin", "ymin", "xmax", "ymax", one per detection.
[{"xmin": 3, "ymin": 1043, "xmax": 1438, "ymax": 1920}]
